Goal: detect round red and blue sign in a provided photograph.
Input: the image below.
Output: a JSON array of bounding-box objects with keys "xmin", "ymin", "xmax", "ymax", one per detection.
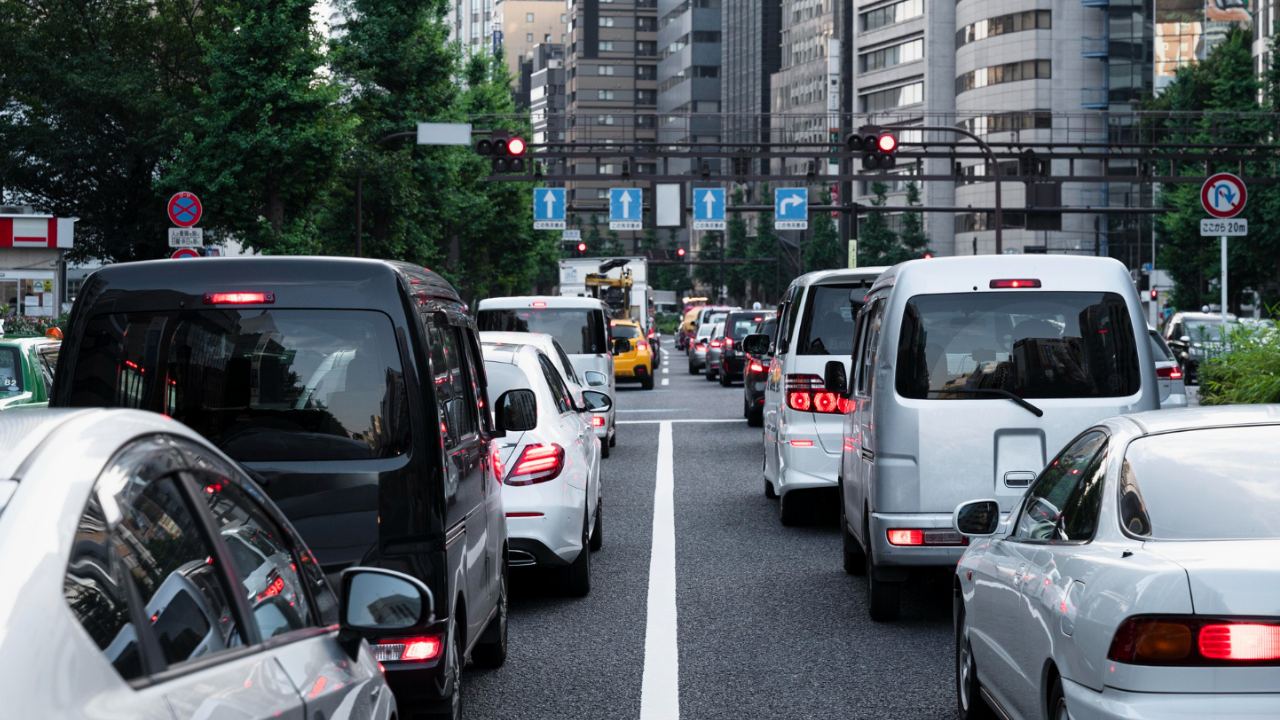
[
  {"xmin": 1200, "ymin": 173, "xmax": 1247, "ymax": 219},
  {"xmin": 167, "ymin": 192, "xmax": 203, "ymax": 228},
  {"xmin": 171, "ymin": 247, "xmax": 201, "ymax": 260}
]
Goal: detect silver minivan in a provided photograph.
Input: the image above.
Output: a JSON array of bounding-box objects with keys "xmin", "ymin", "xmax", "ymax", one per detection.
[
  {"xmin": 754, "ymin": 267, "xmax": 887, "ymax": 525},
  {"xmin": 831, "ymin": 256, "xmax": 1158, "ymax": 620},
  {"xmin": 477, "ymin": 296, "xmax": 617, "ymax": 449}
]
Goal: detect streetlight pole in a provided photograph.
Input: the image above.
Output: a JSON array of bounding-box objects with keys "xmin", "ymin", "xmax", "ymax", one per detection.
[
  {"xmin": 885, "ymin": 124, "xmax": 1003, "ymax": 254},
  {"xmin": 354, "ymin": 130, "xmax": 418, "ymax": 257}
]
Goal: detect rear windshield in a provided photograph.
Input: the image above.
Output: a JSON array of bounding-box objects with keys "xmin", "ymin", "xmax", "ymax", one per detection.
[
  {"xmin": 1120, "ymin": 426, "xmax": 1280, "ymax": 540},
  {"xmin": 798, "ymin": 284, "xmax": 863, "ymax": 356},
  {"xmin": 725, "ymin": 312, "xmax": 766, "ymax": 340},
  {"xmin": 0, "ymin": 348, "xmax": 22, "ymax": 396},
  {"xmin": 64, "ymin": 310, "xmax": 409, "ymax": 462},
  {"xmin": 483, "ymin": 360, "xmax": 530, "ymax": 400},
  {"xmin": 1148, "ymin": 331, "xmax": 1174, "ymax": 362},
  {"xmin": 896, "ymin": 291, "xmax": 1141, "ymax": 400},
  {"xmin": 477, "ymin": 308, "xmax": 607, "ymax": 355},
  {"xmin": 611, "ymin": 324, "xmax": 641, "ymax": 339}
]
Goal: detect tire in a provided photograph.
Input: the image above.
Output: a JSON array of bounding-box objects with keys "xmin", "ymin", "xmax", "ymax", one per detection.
[
  {"xmin": 1049, "ymin": 676, "xmax": 1068, "ymax": 720},
  {"xmin": 563, "ymin": 511, "xmax": 592, "ymax": 597},
  {"xmin": 688, "ymin": 363, "xmax": 699, "ymax": 375},
  {"xmin": 601, "ymin": 438, "xmax": 610, "ymax": 459},
  {"xmin": 719, "ymin": 370, "xmax": 731, "ymax": 387},
  {"xmin": 589, "ymin": 499, "xmax": 603, "ymax": 551},
  {"xmin": 472, "ymin": 564, "xmax": 508, "ymax": 668},
  {"xmin": 425, "ymin": 618, "xmax": 463, "ymax": 720},
  {"xmin": 764, "ymin": 476, "xmax": 778, "ymax": 499},
  {"xmin": 866, "ymin": 527, "xmax": 902, "ymax": 621},
  {"xmin": 956, "ymin": 603, "xmax": 995, "ymax": 719},
  {"xmin": 609, "ymin": 432, "xmax": 617, "ymax": 447},
  {"xmin": 779, "ymin": 490, "xmax": 806, "ymax": 525},
  {"xmin": 705, "ymin": 368, "xmax": 717, "ymax": 381},
  {"xmin": 839, "ymin": 493, "xmax": 866, "ymax": 576},
  {"xmin": 743, "ymin": 397, "xmax": 750, "ymax": 419},
  {"xmin": 747, "ymin": 404, "xmax": 763, "ymax": 428},
  {"xmin": 641, "ymin": 374, "xmax": 654, "ymax": 390}
]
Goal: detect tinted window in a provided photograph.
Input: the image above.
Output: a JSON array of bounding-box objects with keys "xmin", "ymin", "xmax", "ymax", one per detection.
[
  {"xmin": 1120, "ymin": 426, "xmax": 1280, "ymax": 540},
  {"xmin": 65, "ymin": 310, "xmax": 410, "ymax": 462},
  {"xmin": 538, "ymin": 354, "xmax": 574, "ymax": 414},
  {"xmin": 477, "ymin": 308, "xmax": 605, "ymax": 354},
  {"xmin": 0, "ymin": 347, "xmax": 21, "ymax": 396},
  {"xmin": 1014, "ymin": 432, "xmax": 1107, "ymax": 542},
  {"xmin": 856, "ymin": 300, "xmax": 886, "ymax": 396},
  {"xmin": 550, "ymin": 340, "xmax": 581, "ymax": 385},
  {"xmin": 428, "ymin": 320, "xmax": 479, "ymax": 445},
  {"xmin": 196, "ymin": 480, "xmax": 314, "ymax": 638},
  {"xmin": 1148, "ymin": 331, "xmax": 1174, "ymax": 362},
  {"xmin": 37, "ymin": 344, "xmax": 59, "ymax": 392},
  {"xmin": 483, "ymin": 359, "xmax": 531, "ymax": 400},
  {"xmin": 758, "ymin": 318, "xmax": 778, "ymax": 342},
  {"xmin": 896, "ymin": 292, "xmax": 1141, "ymax": 400},
  {"xmin": 113, "ymin": 475, "xmax": 243, "ymax": 667},
  {"xmin": 798, "ymin": 284, "xmax": 864, "ymax": 356},
  {"xmin": 1185, "ymin": 319, "xmax": 1241, "ymax": 341},
  {"xmin": 611, "ymin": 324, "xmax": 641, "ymax": 339},
  {"xmin": 64, "ymin": 495, "xmax": 145, "ymax": 680},
  {"xmin": 724, "ymin": 312, "xmax": 766, "ymax": 340}
]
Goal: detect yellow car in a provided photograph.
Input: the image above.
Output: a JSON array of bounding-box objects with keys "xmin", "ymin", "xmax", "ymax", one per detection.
[{"xmin": 610, "ymin": 319, "xmax": 655, "ymax": 390}]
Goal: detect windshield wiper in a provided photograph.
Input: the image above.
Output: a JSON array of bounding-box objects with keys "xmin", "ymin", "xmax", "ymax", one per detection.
[{"xmin": 924, "ymin": 388, "xmax": 1044, "ymax": 417}]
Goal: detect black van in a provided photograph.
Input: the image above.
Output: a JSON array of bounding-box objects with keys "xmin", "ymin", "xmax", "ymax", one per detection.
[{"xmin": 53, "ymin": 257, "xmax": 507, "ymax": 718}]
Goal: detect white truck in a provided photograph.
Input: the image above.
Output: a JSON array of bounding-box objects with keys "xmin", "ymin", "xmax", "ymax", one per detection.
[{"xmin": 559, "ymin": 257, "xmax": 651, "ymax": 333}]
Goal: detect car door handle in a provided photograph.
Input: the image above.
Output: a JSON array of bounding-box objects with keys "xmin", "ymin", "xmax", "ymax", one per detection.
[
  {"xmin": 1014, "ymin": 563, "xmax": 1027, "ymax": 583},
  {"xmin": 860, "ymin": 448, "xmax": 875, "ymax": 462}
]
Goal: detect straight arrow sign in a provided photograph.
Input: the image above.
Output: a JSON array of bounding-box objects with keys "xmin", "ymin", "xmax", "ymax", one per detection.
[
  {"xmin": 693, "ymin": 187, "xmax": 725, "ymax": 230},
  {"xmin": 610, "ymin": 187, "xmax": 642, "ymax": 230},
  {"xmin": 533, "ymin": 187, "xmax": 566, "ymax": 230}
]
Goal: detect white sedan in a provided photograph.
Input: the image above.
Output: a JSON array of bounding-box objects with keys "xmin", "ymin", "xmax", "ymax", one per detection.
[
  {"xmin": 483, "ymin": 340, "xmax": 610, "ymax": 596},
  {"xmin": 953, "ymin": 405, "xmax": 1280, "ymax": 720}
]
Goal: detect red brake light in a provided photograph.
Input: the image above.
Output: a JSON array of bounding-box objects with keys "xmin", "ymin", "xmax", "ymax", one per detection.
[
  {"xmin": 788, "ymin": 439, "xmax": 814, "ymax": 447},
  {"xmin": 376, "ymin": 636, "xmax": 443, "ymax": 663},
  {"xmin": 204, "ymin": 291, "xmax": 275, "ymax": 304},
  {"xmin": 811, "ymin": 391, "xmax": 839, "ymax": 414},
  {"xmin": 506, "ymin": 443, "xmax": 565, "ymax": 486},
  {"xmin": 1109, "ymin": 617, "xmax": 1280, "ymax": 665},
  {"xmin": 837, "ymin": 397, "xmax": 854, "ymax": 414},
  {"xmin": 638, "ymin": 341, "xmax": 648, "ymax": 351},
  {"xmin": 887, "ymin": 529, "xmax": 924, "ymax": 546},
  {"xmin": 787, "ymin": 391, "xmax": 812, "ymax": 412},
  {"xmin": 749, "ymin": 361, "xmax": 764, "ymax": 373},
  {"xmin": 1156, "ymin": 365, "xmax": 1184, "ymax": 380},
  {"xmin": 591, "ymin": 414, "xmax": 606, "ymax": 428},
  {"xmin": 1200, "ymin": 624, "xmax": 1280, "ymax": 662},
  {"xmin": 988, "ymin": 279, "xmax": 1042, "ymax": 289},
  {"xmin": 531, "ymin": 300, "xmax": 547, "ymax": 308},
  {"xmin": 785, "ymin": 374, "xmax": 847, "ymax": 414},
  {"xmin": 710, "ymin": 339, "xmax": 723, "ymax": 348}
]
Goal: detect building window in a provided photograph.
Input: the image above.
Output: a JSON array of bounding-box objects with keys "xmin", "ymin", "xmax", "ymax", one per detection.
[
  {"xmin": 597, "ymin": 65, "xmax": 615, "ymax": 76},
  {"xmin": 637, "ymin": 17, "xmax": 657, "ymax": 31},
  {"xmin": 692, "ymin": 65, "xmax": 718, "ymax": 78},
  {"xmin": 957, "ymin": 111, "xmax": 1052, "ymax": 135},
  {"xmin": 692, "ymin": 30, "xmax": 721, "ymax": 43},
  {"xmin": 956, "ymin": 60, "xmax": 1052, "ymax": 94},
  {"xmin": 637, "ymin": 64, "xmax": 657, "ymax": 80},
  {"xmin": 526, "ymin": 32, "xmax": 533, "ymax": 42},
  {"xmin": 600, "ymin": 40, "xmax": 615, "ymax": 51},
  {"xmin": 636, "ymin": 89, "xmax": 656, "ymax": 104},
  {"xmin": 525, "ymin": 12, "xmax": 535, "ymax": 22},
  {"xmin": 860, "ymin": 0, "xmax": 923, "ymax": 33},
  {"xmin": 954, "ymin": 212, "xmax": 1026, "ymax": 233},
  {"xmin": 859, "ymin": 80, "xmax": 924, "ymax": 112},
  {"xmin": 637, "ymin": 41, "xmax": 657, "ymax": 56},
  {"xmin": 599, "ymin": 89, "xmax": 616, "ymax": 100},
  {"xmin": 599, "ymin": 16, "xmax": 615, "ymax": 27},
  {"xmin": 598, "ymin": 115, "xmax": 616, "ymax": 125},
  {"xmin": 956, "ymin": 10, "xmax": 1051, "ymax": 48},
  {"xmin": 859, "ymin": 37, "xmax": 924, "ymax": 72}
]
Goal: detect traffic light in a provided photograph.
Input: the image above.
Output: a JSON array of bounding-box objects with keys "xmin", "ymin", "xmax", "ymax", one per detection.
[
  {"xmin": 1150, "ymin": 288, "xmax": 1158, "ymax": 301},
  {"xmin": 676, "ymin": 247, "xmax": 686, "ymax": 259},
  {"xmin": 849, "ymin": 125, "xmax": 897, "ymax": 171},
  {"xmin": 576, "ymin": 242, "xmax": 587, "ymax": 256},
  {"xmin": 922, "ymin": 251, "xmax": 934, "ymax": 260},
  {"xmin": 476, "ymin": 132, "xmax": 526, "ymax": 173}
]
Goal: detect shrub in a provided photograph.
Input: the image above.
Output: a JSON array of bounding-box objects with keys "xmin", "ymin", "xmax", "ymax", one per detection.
[{"xmin": 1197, "ymin": 324, "xmax": 1280, "ymax": 405}]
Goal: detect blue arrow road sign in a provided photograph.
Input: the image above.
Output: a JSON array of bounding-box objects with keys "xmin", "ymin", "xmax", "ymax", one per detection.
[
  {"xmin": 692, "ymin": 188, "xmax": 726, "ymax": 230},
  {"xmin": 610, "ymin": 188, "xmax": 642, "ymax": 230},
  {"xmin": 533, "ymin": 188, "xmax": 566, "ymax": 230},
  {"xmin": 775, "ymin": 188, "xmax": 808, "ymax": 230}
]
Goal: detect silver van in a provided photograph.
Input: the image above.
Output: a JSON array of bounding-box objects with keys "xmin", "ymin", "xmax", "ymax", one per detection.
[
  {"xmin": 752, "ymin": 267, "xmax": 886, "ymax": 525},
  {"xmin": 477, "ymin": 296, "xmax": 616, "ymax": 449},
  {"xmin": 829, "ymin": 256, "xmax": 1157, "ymax": 620}
]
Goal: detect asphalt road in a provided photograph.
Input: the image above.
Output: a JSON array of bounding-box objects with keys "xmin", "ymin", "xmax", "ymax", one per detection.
[{"xmin": 465, "ymin": 345, "xmax": 956, "ymax": 720}]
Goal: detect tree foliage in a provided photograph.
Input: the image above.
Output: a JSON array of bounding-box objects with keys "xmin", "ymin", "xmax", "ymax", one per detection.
[
  {"xmin": 857, "ymin": 182, "xmax": 899, "ymax": 266},
  {"xmin": 899, "ymin": 182, "xmax": 930, "ymax": 258},
  {"xmin": 803, "ymin": 190, "xmax": 844, "ymax": 271}
]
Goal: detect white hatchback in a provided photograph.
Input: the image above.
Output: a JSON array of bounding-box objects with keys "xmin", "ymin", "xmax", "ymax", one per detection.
[
  {"xmin": 953, "ymin": 405, "xmax": 1280, "ymax": 720},
  {"xmin": 483, "ymin": 341, "xmax": 609, "ymax": 597}
]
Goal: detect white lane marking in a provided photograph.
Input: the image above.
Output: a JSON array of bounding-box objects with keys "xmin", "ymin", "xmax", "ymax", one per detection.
[
  {"xmin": 662, "ymin": 377, "xmax": 670, "ymax": 386},
  {"xmin": 620, "ymin": 408, "xmax": 681, "ymax": 413},
  {"xmin": 640, "ymin": 421, "xmax": 679, "ymax": 720},
  {"xmin": 618, "ymin": 418, "xmax": 739, "ymax": 425}
]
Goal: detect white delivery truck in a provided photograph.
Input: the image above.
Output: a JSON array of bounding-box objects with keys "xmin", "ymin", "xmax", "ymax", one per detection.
[{"xmin": 559, "ymin": 257, "xmax": 651, "ymax": 333}]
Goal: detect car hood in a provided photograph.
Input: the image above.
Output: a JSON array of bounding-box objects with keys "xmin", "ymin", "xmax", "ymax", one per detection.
[{"xmin": 1145, "ymin": 539, "xmax": 1280, "ymax": 616}]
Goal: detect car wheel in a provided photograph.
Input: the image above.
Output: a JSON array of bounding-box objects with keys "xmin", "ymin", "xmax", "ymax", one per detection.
[
  {"xmin": 743, "ymin": 396, "xmax": 750, "ymax": 419},
  {"xmin": 472, "ymin": 564, "xmax": 508, "ymax": 668},
  {"xmin": 563, "ymin": 511, "xmax": 592, "ymax": 597},
  {"xmin": 719, "ymin": 370, "xmax": 731, "ymax": 386},
  {"xmin": 609, "ymin": 432, "xmax": 616, "ymax": 448},
  {"xmin": 688, "ymin": 363, "xmax": 698, "ymax": 375},
  {"xmin": 839, "ymin": 494, "xmax": 866, "ymax": 576},
  {"xmin": 779, "ymin": 490, "xmax": 806, "ymax": 525},
  {"xmin": 866, "ymin": 527, "xmax": 901, "ymax": 621},
  {"xmin": 764, "ymin": 476, "xmax": 777, "ymax": 499},
  {"xmin": 589, "ymin": 499, "xmax": 603, "ymax": 551},
  {"xmin": 425, "ymin": 619, "xmax": 463, "ymax": 720},
  {"xmin": 705, "ymin": 368, "xmax": 717, "ymax": 381},
  {"xmin": 601, "ymin": 439, "xmax": 610, "ymax": 459},
  {"xmin": 1049, "ymin": 677, "xmax": 1068, "ymax": 720},
  {"xmin": 955, "ymin": 603, "xmax": 995, "ymax": 719},
  {"xmin": 748, "ymin": 404, "xmax": 763, "ymax": 428},
  {"xmin": 641, "ymin": 374, "xmax": 654, "ymax": 390}
]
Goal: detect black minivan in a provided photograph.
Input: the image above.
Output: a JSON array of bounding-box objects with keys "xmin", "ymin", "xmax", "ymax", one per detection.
[{"xmin": 53, "ymin": 257, "xmax": 507, "ymax": 719}]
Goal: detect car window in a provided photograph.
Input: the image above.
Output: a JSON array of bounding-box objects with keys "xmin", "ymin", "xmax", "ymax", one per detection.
[
  {"xmin": 1013, "ymin": 431, "xmax": 1108, "ymax": 542},
  {"xmin": 538, "ymin": 353, "xmax": 574, "ymax": 414},
  {"xmin": 1120, "ymin": 426, "xmax": 1280, "ymax": 540},
  {"xmin": 0, "ymin": 347, "xmax": 21, "ymax": 396},
  {"xmin": 1147, "ymin": 331, "xmax": 1174, "ymax": 362},
  {"xmin": 194, "ymin": 478, "xmax": 315, "ymax": 638},
  {"xmin": 460, "ymin": 330, "xmax": 494, "ymax": 435},
  {"xmin": 895, "ymin": 291, "xmax": 1142, "ymax": 400},
  {"xmin": 856, "ymin": 299, "xmax": 885, "ymax": 396},
  {"xmin": 477, "ymin": 308, "xmax": 605, "ymax": 354},
  {"xmin": 724, "ymin": 313, "xmax": 765, "ymax": 340},
  {"xmin": 797, "ymin": 284, "xmax": 864, "ymax": 356},
  {"xmin": 551, "ymin": 340, "xmax": 581, "ymax": 385},
  {"xmin": 428, "ymin": 318, "xmax": 479, "ymax": 445},
  {"xmin": 37, "ymin": 344, "xmax": 59, "ymax": 392},
  {"xmin": 611, "ymin": 324, "xmax": 641, "ymax": 339}
]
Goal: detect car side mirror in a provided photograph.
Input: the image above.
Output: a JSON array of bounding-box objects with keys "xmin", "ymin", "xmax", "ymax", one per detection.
[
  {"xmin": 741, "ymin": 333, "xmax": 770, "ymax": 356},
  {"xmin": 581, "ymin": 389, "xmax": 613, "ymax": 412},
  {"xmin": 496, "ymin": 389, "xmax": 538, "ymax": 433},
  {"xmin": 1179, "ymin": 335, "xmax": 1191, "ymax": 344},
  {"xmin": 953, "ymin": 499, "xmax": 1001, "ymax": 537},
  {"xmin": 823, "ymin": 360, "xmax": 849, "ymax": 397},
  {"xmin": 584, "ymin": 370, "xmax": 607, "ymax": 387},
  {"xmin": 338, "ymin": 567, "xmax": 435, "ymax": 657}
]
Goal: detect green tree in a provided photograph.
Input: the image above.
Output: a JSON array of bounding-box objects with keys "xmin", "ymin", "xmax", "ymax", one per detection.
[
  {"xmin": 694, "ymin": 231, "xmax": 725, "ymax": 297},
  {"xmin": 724, "ymin": 189, "xmax": 750, "ymax": 301},
  {"xmin": 170, "ymin": 0, "xmax": 352, "ymax": 255},
  {"xmin": 858, "ymin": 182, "xmax": 899, "ymax": 266},
  {"xmin": 744, "ymin": 189, "xmax": 784, "ymax": 302},
  {"xmin": 899, "ymin": 182, "xmax": 930, "ymax": 258},
  {"xmin": 803, "ymin": 190, "xmax": 844, "ymax": 271}
]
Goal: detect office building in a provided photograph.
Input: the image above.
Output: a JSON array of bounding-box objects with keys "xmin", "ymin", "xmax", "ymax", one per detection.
[
  {"xmin": 530, "ymin": 44, "xmax": 567, "ymax": 145},
  {"xmin": 446, "ymin": 0, "xmax": 496, "ymax": 54},
  {"xmin": 722, "ymin": 0, "xmax": 782, "ymax": 153},
  {"xmin": 770, "ymin": 0, "xmax": 838, "ymax": 176},
  {"xmin": 657, "ymin": 0, "xmax": 723, "ymax": 175},
  {"xmin": 495, "ymin": 0, "xmax": 569, "ymax": 86},
  {"xmin": 1256, "ymin": 0, "xmax": 1276, "ymax": 98}
]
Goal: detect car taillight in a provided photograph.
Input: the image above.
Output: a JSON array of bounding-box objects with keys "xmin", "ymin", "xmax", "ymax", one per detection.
[
  {"xmin": 989, "ymin": 279, "xmax": 1042, "ymax": 289},
  {"xmin": 638, "ymin": 341, "xmax": 648, "ymax": 351},
  {"xmin": 591, "ymin": 414, "xmax": 606, "ymax": 428},
  {"xmin": 1156, "ymin": 365, "xmax": 1184, "ymax": 380},
  {"xmin": 505, "ymin": 443, "xmax": 565, "ymax": 485},
  {"xmin": 887, "ymin": 529, "xmax": 924, "ymax": 546},
  {"xmin": 724, "ymin": 337, "xmax": 734, "ymax": 349},
  {"xmin": 375, "ymin": 636, "xmax": 443, "ymax": 663},
  {"xmin": 785, "ymin": 374, "xmax": 849, "ymax": 415},
  {"xmin": 710, "ymin": 339, "xmax": 723, "ymax": 348},
  {"xmin": 203, "ymin": 291, "xmax": 275, "ymax": 304},
  {"xmin": 1108, "ymin": 617, "xmax": 1280, "ymax": 665},
  {"xmin": 749, "ymin": 360, "xmax": 764, "ymax": 373}
]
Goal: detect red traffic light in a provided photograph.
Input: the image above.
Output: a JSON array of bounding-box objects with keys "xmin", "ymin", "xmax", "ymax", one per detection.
[
  {"xmin": 677, "ymin": 247, "xmax": 686, "ymax": 258},
  {"xmin": 1150, "ymin": 289, "xmax": 1158, "ymax": 300},
  {"xmin": 507, "ymin": 137, "xmax": 526, "ymax": 156},
  {"xmin": 576, "ymin": 242, "xmax": 587, "ymax": 253},
  {"xmin": 922, "ymin": 251, "xmax": 934, "ymax": 259},
  {"xmin": 877, "ymin": 133, "xmax": 898, "ymax": 153}
]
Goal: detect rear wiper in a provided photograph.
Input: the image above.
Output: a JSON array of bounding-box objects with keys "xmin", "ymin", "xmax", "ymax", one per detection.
[{"xmin": 925, "ymin": 388, "xmax": 1044, "ymax": 417}]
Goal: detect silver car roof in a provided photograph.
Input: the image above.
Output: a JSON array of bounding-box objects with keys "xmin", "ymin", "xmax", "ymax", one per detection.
[
  {"xmin": 478, "ymin": 295, "xmax": 607, "ymax": 310},
  {"xmin": 0, "ymin": 409, "xmax": 100, "ymax": 481},
  {"xmin": 1115, "ymin": 404, "xmax": 1280, "ymax": 436},
  {"xmin": 871, "ymin": 254, "xmax": 1133, "ymax": 296},
  {"xmin": 789, "ymin": 267, "xmax": 889, "ymax": 290}
]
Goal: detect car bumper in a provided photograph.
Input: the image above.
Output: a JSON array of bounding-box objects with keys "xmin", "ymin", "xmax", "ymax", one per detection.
[
  {"xmin": 382, "ymin": 619, "xmax": 450, "ymax": 703},
  {"xmin": 869, "ymin": 512, "xmax": 967, "ymax": 568},
  {"xmin": 777, "ymin": 441, "xmax": 839, "ymax": 492},
  {"xmin": 505, "ymin": 489, "xmax": 586, "ymax": 565},
  {"xmin": 1063, "ymin": 678, "xmax": 1280, "ymax": 719}
]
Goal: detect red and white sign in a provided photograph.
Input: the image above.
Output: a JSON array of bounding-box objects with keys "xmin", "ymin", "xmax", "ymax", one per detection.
[
  {"xmin": 0, "ymin": 215, "xmax": 76, "ymax": 249},
  {"xmin": 167, "ymin": 192, "xmax": 203, "ymax": 228},
  {"xmin": 171, "ymin": 247, "xmax": 201, "ymax": 259},
  {"xmin": 1201, "ymin": 173, "xmax": 1247, "ymax": 219}
]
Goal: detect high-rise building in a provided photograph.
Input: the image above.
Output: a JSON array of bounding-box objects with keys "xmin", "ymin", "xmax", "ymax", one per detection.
[
  {"xmin": 1257, "ymin": 0, "xmax": 1277, "ymax": 98},
  {"xmin": 770, "ymin": 0, "xmax": 838, "ymax": 175},
  {"xmin": 565, "ymin": 0, "xmax": 660, "ymax": 246},
  {"xmin": 656, "ymin": 0, "xmax": 722, "ymax": 175},
  {"xmin": 722, "ymin": 0, "xmax": 782, "ymax": 148},
  {"xmin": 495, "ymin": 0, "xmax": 568, "ymax": 88},
  {"xmin": 446, "ymin": 0, "xmax": 497, "ymax": 54},
  {"xmin": 530, "ymin": 44, "xmax": 568, "ymax": 145}
]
